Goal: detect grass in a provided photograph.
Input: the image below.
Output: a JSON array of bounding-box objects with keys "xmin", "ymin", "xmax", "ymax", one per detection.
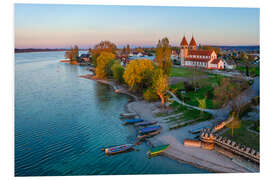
[
  {"xmin": 170, "ymin": 67, "xmax": 207, "ymax": 77},
  {"xmin": 170, "ymin": 74, "xmax": 224, "ymax": 109},
  {"xmin": 236, "ymin": 66, "xmax": 260, "ymax": 77},
  {"xmin": 166, "ymin": 101, "xmax": 213, "ymax": 130},
  {"xmin": 221, "ymin": 120, "xmax": 259, "ymax": 151}
]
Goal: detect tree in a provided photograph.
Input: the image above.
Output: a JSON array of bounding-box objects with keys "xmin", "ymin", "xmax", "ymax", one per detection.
[
  {"xmin": 155, "ymin": 37, "xmax": 172, "ymax": 75},
  {"xmin": 214, "ymin": 78, "xmax": 248, "ymax": 117},
  {"xmin": 92, "ymin": 41, "xmax": 117, "ymax": 66},
  {"xmin": 96, "ymin": 52, "xmax": 116, "ymax": 79},
  {"xmin": 123, "ymin": 59, "xmax": 154, "ymax": 92},
  {"xmin": 126, "ymin": 44, "xmax": 131, "ymax": 54},
  {"xmin": 226, "ymin": 111, "xmax": 241, "ymax": 137},
  {"xmin": 111, "ymin": 61, "xmax": 125, "ymax": 83},
  {"xmin": 197, "ymin": 96, "xmax": 206, "ymax": 114},
  {"xmin": 153, "ymin": 69, "xmax": 169, "ymax": 107},
  {"xmin": 64, "ymin": 45, "xmax": 79, "ymax": 65}
]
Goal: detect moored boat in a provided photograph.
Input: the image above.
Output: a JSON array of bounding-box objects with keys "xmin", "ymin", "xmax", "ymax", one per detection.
[
  {"xmin": 105, "ymin": 144, "xmax": 134, "ymax": 155},
  {"xmin": 135, "ymin": 121, "xmax": 157, "ymax": 127},
  {"xmin": 139, "ymin": 125, "xmax": 161, "ymax": 134},
  {"xmin": 120, "ymin": 112, "xmax": 137, "ymax": 118},
  {"xmin": 137, "ymin": 130, "xmax": 160, "ymax": 140},
  {"xmin": 147, "ymin": 144, "xmax": 170, "ymax": 156},
  {"xmin": 123, "ymin": 118, "xmax": 144, "ymax": 125}
]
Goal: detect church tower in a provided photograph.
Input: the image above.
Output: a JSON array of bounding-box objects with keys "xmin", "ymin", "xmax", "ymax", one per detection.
[
  {"xmin": 179, "ymin": 36, "xmax": 188, "ymax": 66},
  {"xmin": 189, "ymin": 36, "xmax": 197, "ymax": 51}
]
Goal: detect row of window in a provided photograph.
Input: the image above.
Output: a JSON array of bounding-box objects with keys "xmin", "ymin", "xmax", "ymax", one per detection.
[
  {"xmin": 188, "ymin": 55, "xmax": 210, "ymax": 59},
  {"xmin": 185, "ymin": 61, "xmax": 207, "ymax": 66}
]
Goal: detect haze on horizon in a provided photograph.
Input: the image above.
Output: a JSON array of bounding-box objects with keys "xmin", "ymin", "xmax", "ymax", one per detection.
[{"xmin": 15, "ymin": 4, "xmax": 260, "ymax": 49}]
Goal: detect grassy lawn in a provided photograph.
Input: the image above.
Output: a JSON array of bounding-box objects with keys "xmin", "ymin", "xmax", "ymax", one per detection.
[
  {"xmin": 161, "ymin": 101, "xmax": 213, "ymax": 130},
  {"xmin": 236, "ymin": 66, "xmax": 260, "ymax": 77},
  {"xmin": 170, "ymin": 67, "xmax": 208, "ymax": 77},
  {"xmin": 221, "ymin": 120, "xmax": 259, "ymax": 151},
  {"xmin": 170, "ymin": 74, "xmax": 224, "ymax": 109}
]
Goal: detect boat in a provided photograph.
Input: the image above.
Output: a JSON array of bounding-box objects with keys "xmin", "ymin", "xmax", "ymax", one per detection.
[
  {"xmin": 137, "ymin": 130, "xmax": 160, "ymax": 140},
  {"xmin": 123, "ymin": 118, "xmax": 144, "ymax": 125},
  {"xmin": 105, "ymin": 144, "xmax": 134, "ymax": 155},
  {"xmin": 147, "ymin": 144, "xmax": 170, "ymax": 156},
  {"xmin": 188, "ymin": 126, "xmax": 206, "ymax": 134},
  {"xmin": 135, "ymin": 121, "xmax": 157, "ymax": 127},
  {"xmin": 139, "ymin": 126, "xmax": 161, "ymax": 134},
  {"xmin": 120, "ymin": 112, "xmax": 137, "ymax": 118}
]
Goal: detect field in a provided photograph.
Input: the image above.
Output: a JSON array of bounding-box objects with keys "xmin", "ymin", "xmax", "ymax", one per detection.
[
  {"xmin": 156, "ymin": 101, "xmax": 212, "ymax": 130},
  {"xmin": 170, "ymin": 67, "xmax": 208, "ymax": 77},
  {"xmin": 221, "ymin": 120, "xmax": 259, "ymax": 151}
]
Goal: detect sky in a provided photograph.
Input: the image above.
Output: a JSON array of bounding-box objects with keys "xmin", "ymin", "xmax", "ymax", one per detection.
[{"xmin": 14, "ymin": 4, "xmax": 260, "ymax": 48}]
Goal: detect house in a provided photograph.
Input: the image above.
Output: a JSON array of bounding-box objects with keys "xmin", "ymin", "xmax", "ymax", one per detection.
[
  {"xmin": 179, "ymin": 36, "xmax": 224, "ymax": 70},
  {"xmin": 79, "ymin": 54, "xmax": 91, "ymax": 62},
  {"xmin": 224, "ymin": 59, "xmax": 237, "ymax": 69},
  {"xmin": 171, "ymin": 50, "xmax": 179, "ymax": 60}
]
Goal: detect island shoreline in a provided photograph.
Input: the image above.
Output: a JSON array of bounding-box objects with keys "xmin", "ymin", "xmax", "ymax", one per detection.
[{"xmin": 80, "ymin": 74, "xmax": 252, "ymax": 173}]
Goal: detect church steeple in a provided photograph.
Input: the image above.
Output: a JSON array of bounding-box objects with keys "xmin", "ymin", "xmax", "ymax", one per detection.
[{"xmin": 189, "ymin": 36, "xmax": 197, "ymax": 50}]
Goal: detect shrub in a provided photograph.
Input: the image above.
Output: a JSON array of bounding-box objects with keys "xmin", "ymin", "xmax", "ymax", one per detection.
[
  {"xmin": 252, "ymin": 96, "xmax": 260, "ymax": 106},
  {"xmin": 143, "ymin": 88, "xmax": 159, "ymax": 102},
  {"xmin": 111, "ymin": 62, "xmax": 125, "ymax": 83},
  {"xmin": 184, "ymin": 82, "xmax": 195, "ymax": 92}
]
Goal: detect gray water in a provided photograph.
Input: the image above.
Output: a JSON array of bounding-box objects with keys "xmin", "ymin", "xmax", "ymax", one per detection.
[{"xmin": 15, "ymin": 51, "xmax": 207, "ymax": 176}]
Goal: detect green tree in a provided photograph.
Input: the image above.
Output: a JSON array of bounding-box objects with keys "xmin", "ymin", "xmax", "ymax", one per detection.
[
  {"xmin": 111, "ymin": 61, "xmax": 125, "ymax": 83},
  {"xmin": 96, "ymin": 52, "xmax": 116, "ymax": 79},
  {"xmin": 123, "ymin": 59, "xmax": 154, "ymax": 92}
]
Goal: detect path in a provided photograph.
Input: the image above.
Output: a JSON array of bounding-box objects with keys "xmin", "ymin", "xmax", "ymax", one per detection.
[{"xmin": 168, "ymin": 76, "xmax": 259, "ymax": 122}]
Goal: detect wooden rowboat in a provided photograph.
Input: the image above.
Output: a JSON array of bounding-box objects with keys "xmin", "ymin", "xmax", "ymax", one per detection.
[
  {"xmin": 123, "ymin": 118, "xmax": 144, "ymax": 125},
  {"xmin": 105, "ymin": 144, "xmax": 134, "ymax": 155},
  {"xmin": 137, "ymin": 130, "xmax": 160, "ymax": 140},
  {"xmin": 139, "ymin": 126, "xmax": 161, "ymax": 134},
  {"xmin": 135, "ymin": 121, "xmax": 157, "ymax": 127},
  {"xmin": 147, "ymin": 144, "xmax": 170, "ymax": 156}
]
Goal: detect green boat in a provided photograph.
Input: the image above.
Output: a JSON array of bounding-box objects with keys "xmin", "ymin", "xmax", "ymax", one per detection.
[{"xmin": 147, "ymin": 144, "xmax": 170, "ymax": 156}]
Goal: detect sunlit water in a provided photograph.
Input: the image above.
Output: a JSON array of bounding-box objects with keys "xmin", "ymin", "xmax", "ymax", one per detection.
[{"xmin": 15, "ymin": 51, "xmax": 208, "ymax": 176}]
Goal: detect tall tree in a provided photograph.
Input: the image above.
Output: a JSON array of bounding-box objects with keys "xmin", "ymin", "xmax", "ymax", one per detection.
[
  {"xmin": 155, "ymin": 37, "xmax": 172, "ymax": 75},
  {"xmin": 153, "ymin": 69, "xmax": 169, "ymax": 107},
  {"xmin": 96, "ymin": 52, "xmax": 116, "ymax": 79}
]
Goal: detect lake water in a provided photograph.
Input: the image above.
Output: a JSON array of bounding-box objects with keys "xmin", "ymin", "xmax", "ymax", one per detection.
[{"xmin": 15, "ymin": 51, "xmax": 207, "ymax": 176}]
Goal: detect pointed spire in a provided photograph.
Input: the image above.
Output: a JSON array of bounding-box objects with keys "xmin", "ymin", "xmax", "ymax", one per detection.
[
  {"xmin": 180, "ymin": 36, "xmax": 188, "ymax": 46},
  {"xmin": 189, "ymin": 36, "xmax": 197, "ymax": 47}
]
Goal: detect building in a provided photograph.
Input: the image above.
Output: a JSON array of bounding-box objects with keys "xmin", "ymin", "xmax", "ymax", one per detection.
[
  {"xmin": 223, "ymin": 59, "xmax": 236, "ymax": 69},
  {"xmin": 179, "ymin": 36, "xmax": 224, "ymax": 70}
]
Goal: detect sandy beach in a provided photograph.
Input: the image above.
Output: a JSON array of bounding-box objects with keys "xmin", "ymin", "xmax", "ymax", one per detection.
[{"xmin": 81, "ymin": 74, "xmax": 257, "ymax": 173}]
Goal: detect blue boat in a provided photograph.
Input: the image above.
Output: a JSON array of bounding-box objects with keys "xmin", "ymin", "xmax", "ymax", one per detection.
[
  {"xmin": 123, "ymin": 118, "xmax": 144, "ymax": 125},
  {"xmin": 135, "ymin": 121, "xmax": 157, "ymax": 127},
  {"xmin": 105, "ymin": 144, "xmax": 134, "ymax": 155},
  {"xmin": 139, "ymin": 125, "xmax": 161, "ymax": 134}
]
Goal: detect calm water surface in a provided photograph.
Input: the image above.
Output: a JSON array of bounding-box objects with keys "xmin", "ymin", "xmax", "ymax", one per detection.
[{"xmin": 15, "ymin": 51, "xmax": 207, "ymax": 176}]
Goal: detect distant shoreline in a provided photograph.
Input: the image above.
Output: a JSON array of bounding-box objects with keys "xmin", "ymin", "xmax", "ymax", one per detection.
[{"xmin": 14, "ymin": 49, "xmax": 88, "ymax": 53}]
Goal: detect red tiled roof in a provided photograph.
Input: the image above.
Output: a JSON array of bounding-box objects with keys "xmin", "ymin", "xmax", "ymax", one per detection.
[
  {"xmin": 211, "ymin": 59, "xmax": 222, "ymax": 64},
  {"xmin": 185, "ymin": 57, "xmax": 210, "ymax": 62},
  {"xmin": 189, "ymin": 36, "xmax": 197, "ymax": 46},
  {"xmin": 180, "ymin": 36, "xmax": 188, "ymax": 46},
  {"xmin": 188, "ymin": 50, "xmax": 214, "ymax": 56}
]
